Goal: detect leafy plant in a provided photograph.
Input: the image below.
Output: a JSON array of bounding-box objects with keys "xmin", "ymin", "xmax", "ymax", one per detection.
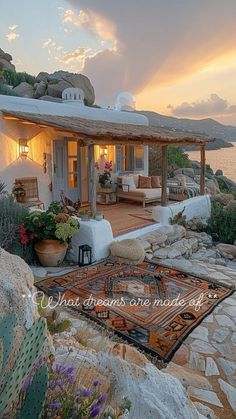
[
  {"xmin": 48, "ymin": 200, "xmax": 64, "ymax": 214},
  {"xmin": 0, "ymin": 195, "xmax": 35, "ymax": 263},
  {"xmin": 167, "ymin": 147, "xmax": 190, "ymax": 169},
  {"xmin": 1, "ymin": 69, "xmax": 36, "ymax": 87},
  {"xmin": 170, "ymin": 208, "xmax": 187, "ymax": 226},
  {"xmin": 207, "ymin": 198, "xmax": 236, "ymax": 244},
  {"xmin": 37, "ymin": 297, "xmax": 71, "ymax": 334},
  {"xmin": 0, "ymin": 83, "xmax": 20, "ymax": 96}
]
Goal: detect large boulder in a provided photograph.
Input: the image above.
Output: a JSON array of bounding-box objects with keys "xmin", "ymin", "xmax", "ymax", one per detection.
[
  {"xmin": 214, "ymin": 193, "xmax": 235, "ymax": 206},
  {"xmin": 0, "ymin": 248, "xmax": 37, "ymax": 329},
  {"xmin": 34, "ymin": 80, "xmax": 47, "ymax": 98},
  {"xmin": 13, "ymin": 81, "xmax": 34, "ymax": 97},
  {"xmin": 0, "ymin": 48, "xmax": 15, "ymax": 71},
  {"xmin": 205, "ymin": 178, "xmax": 220, "ymax": 195},
  {"xmin": 216, "ymin": 243, "xmax": 236, "ymax": 259},
  {"xmin": 36, "ymin": 71, "xmax": 49, "ymax": 83},
  {"xmin": 174, "ymin": 168, "xmax": 195, "ymax": 178},
  {"xmin": 47, "ymin": 73, "xmax": 95, "ymax": 105}
]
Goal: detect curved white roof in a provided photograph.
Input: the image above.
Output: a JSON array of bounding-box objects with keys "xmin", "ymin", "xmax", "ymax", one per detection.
[{"xmin": 0, "ymin": 95, "xmax": 148, "ymax": 126}]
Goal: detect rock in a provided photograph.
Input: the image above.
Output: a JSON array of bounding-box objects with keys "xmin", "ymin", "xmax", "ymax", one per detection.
[
  {"xmin": 173, "ymin": 168, "xmax": 195, "ymax": 178},
  {"xmin": 36, "ymin": 71, "xmax": 49, "ymax": 82},
  {"xmin": 0, "ymin": 57, "xmax": 15, "ymax": 72},
  {"xmin": 191, "ymin": 249, "xmax": 217, "ymax": 263},
  {"xmin": 187, "ymin": 231, "xmax": 213, "ymax": 247},
  {"xmin": 224, "ymin": 295, "xmax": 236, "ymax": 306},
  {"xmin": 218, "ymin": 358, "xmax": 236, "ymax": 387},
  {"xmin": 222, "ymin": 306, "xmax": 236, "ymax": 316},
  {"xmin": 205, "ymin": 357, "xmax": 220, "ymax": 376},
  {"xmin": 34, "ymin": 80, "xmax": 47, "ymax": 98},
  {"xmin": 194, "ymin": 402, "xmax": 218, "ymax": 419},
  {"xmin": 190, "ymin": 340, "xmax": 217, "ymax": 354},
  {"xmin": 13, "ymin": 81, "xmax": 34, "ymax": 97},
  {"xmin": 47, "ymin": 73, "xmax": 95, "ymax": 105},
  {"xmin": 56, "ymin": 340, "xmax": 201, "ymax": 419},
  {"xmin": 205, "ymin": 179, "xmax": 220, "ymax": 195},
  {"xmin": 215, "ymin": 314, "xmax": 235, "ymax": 327},
  {"xmin": 0, "ymin": 248, "xmax": 37, "ymax": 327},
  {"xmin": 172, "ymin": 344, "xmax": 190, "ymax": 366},
  {"xmin": 164, "ymin": 363, "xmax": 212, "ymax": 390},
  {"xmin": 214, "ymin": 193, "xmax": 235, "ymax": 205},
  {"xmin": 188, "ymin": 351, "xmax": 206, "ymax": 372},
  {"xmin": 188, "ymin": 387, "xmax": 223, "ymax": 407},
  {"xmin": 217, "ymin": 175, "xmax": 236, "ymax": 192},
  {"xmin": 156, "ymin": 224, "xmax": 186, "ymax": 243},
  {"xmin": 190, "ymin": 326, "xmax": 209, "ymax": 342},
  {"xmin": 218, "ymin": 378, "xmax": 236, "ymax": 412},
  {"xmin": 212, "ymin": 328, "xmax": 229, "ymax": 343},
  {"xmin": 212, "ymin": 342, "xmax": 236, "ymax": 360},
  {"xmin": 215, "ymin": 169, "xmax": 223, "ymax": 176},
  {"xmin": 216, "ymin": 243, "xmax": 236, "ymax": 259},
  {"xmin": 39, "ymin": 95, "xmax": 62, "ymax": 102}
]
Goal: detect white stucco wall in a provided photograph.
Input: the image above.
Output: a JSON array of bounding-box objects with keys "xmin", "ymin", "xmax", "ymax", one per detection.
[{"xmin": 0, "ymin": 114, "xmax": 53, "ymax": 208}]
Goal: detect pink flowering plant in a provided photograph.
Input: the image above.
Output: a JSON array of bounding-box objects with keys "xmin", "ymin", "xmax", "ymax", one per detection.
[{"xmin": 95, "ymin": 160, "xmax": 113, "ymax": 187}]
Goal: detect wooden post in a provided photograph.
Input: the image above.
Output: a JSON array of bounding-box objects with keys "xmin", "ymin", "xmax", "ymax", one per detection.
[
  {"xmin": 161, "ymin": 145, "xmax": 168, "ymax": 206},
  {"xmin": 200, "ymin": 144, "xmax": 206, "ymax": 195},
  {"xmin": 88, "ymin": 144, "xmax": 96, "ymax": 217}
]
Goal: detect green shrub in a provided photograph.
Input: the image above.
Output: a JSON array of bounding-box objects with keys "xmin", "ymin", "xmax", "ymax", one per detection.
[
  {"xmin": 167, "ymin": 147, "xmax": 190, "ymax": 168},
  {"xmin": 207, "ymin": 198, "xmax": 236, "ymax": 244},
  {"xmin": 0, "ymin": 83, "xmax": 20, "ymax": 96},
  {"xmin": 0, "ymin": 195, "xmax": 36, "ymax": 263},
  {"xmin": 1, "ymin": 70, "xmax": 36, "ymax": 87}
]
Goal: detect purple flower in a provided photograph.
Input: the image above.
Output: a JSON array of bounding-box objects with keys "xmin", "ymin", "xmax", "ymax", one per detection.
[
  {"xmin": 82, "ymin": 388, "xmax": 92, "ymax": 397},
  {"xmin": 90, "ymin": 406, "xmax": 101, "ymax": 417},
  {"xmin": 53, "ymin": 363, "xmax": 65, "ymax": 374},
  {"xmin": 93, "ymin": 379, "xmax": 100, "ymax": 387},
  {"xmin": 97, "ymin": 393, "xmax": 106, "ymax": 405},
  {"xmin": 76, "ymin": 389, "xmax": 81, "ymax": 396},
  {"xmin": 51, "ymin": 402, "xmax": 61, "ymax": 409},
  {"xmin": 66, "ymin": 367, "xmax": 74, "ymax": 374},
  {"xmin": 55, "ymin": 379, "xmax": 63, "ymax": 388}
]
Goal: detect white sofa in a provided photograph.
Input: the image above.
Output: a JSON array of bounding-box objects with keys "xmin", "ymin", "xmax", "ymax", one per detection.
[{"xmin": 116, "ymin": 175, "xmax": 169, "ymax": 207}]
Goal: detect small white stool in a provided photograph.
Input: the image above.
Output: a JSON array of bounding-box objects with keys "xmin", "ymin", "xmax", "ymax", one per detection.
[{"xmin": 66, "ymin": 219, "xmax": 113, "ymax": 263}]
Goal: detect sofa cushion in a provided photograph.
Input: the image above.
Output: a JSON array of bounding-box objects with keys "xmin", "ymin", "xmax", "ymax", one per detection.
[
  {"xmin": 151, "ymin": 176, "xmax": 161, "ymax": 188},
  {"xmin": 138, "ymin": 188, "xmax": 162, "ymax": 199},
  {"xmin": 138, "ymin": 175, "xmax": 152, "ymax": 188},
  {"xmin": 122, "ymin": 175, "xmax": 136, "ymax": 192}
]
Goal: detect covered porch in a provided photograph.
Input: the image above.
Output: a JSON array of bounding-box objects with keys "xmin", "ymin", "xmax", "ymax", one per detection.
[{"xmin": 2, "ymin": 110, "xmax": 213, "ymax": 220}]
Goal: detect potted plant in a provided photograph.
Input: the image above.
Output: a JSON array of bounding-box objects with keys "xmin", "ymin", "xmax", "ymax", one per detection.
[
  {"xmin": 95, "ymin": 160, "xmax": 113, "ymax": 188},
  {"xmin": 20, "ymin": 204, "xmax": 80, "ymax": 266},
  {"xmin": 12, "ymin": 180, "xmax": 27, "ymax": 202}
]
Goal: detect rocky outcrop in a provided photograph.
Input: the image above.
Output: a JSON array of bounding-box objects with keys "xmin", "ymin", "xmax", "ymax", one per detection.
[
  {"xmin": 53, "ymin": 313, "xmax": 201, "ymax": 419},
  {"xmin": 34, "ymin": 80, "xmax": 47, "ymax": 98},
  {"xmin": 47, "ymin": 73, "xmax": 95, "ymax": 105},
  {"xmin": 13, "ymin": 81, "xmax": 34, "ymax": 98},
  {"xmin": 0, "ymin": 248, "xmax": 37, "ymax": 329},
  {"xmin": 0, "ymin": 48, "xmax": 15, "ymax": 72},
  {"xmin": 216, "ymin": 243, "xmax": 236, "ymax": 260}
]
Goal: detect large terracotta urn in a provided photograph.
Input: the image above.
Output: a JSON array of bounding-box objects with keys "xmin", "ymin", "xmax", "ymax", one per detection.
[{"xmin": 34, "ymin": 239, "xmax": 68, "ymax": 267}]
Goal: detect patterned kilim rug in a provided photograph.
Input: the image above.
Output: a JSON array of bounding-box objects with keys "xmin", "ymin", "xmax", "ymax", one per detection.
[{"xmin": 36, "ymin": 261, "xmax": 233, "ymax": 362}]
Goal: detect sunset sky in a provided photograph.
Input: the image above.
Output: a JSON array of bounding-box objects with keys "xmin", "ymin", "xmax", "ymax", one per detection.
[{"xmin": 1, "ymin": 0, "xmax": 236, "ymax": 125}]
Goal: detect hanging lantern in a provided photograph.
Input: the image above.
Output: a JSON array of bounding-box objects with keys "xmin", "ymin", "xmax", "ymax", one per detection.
[{"xmin": 78, "ymin": 244, "xmax": 92, "ymax": 267}]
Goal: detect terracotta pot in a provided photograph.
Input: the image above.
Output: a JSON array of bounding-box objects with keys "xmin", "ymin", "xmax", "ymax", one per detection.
[
  {"xmin": 17, "ymin": 194, "xmax": 27, "ymax": 203},
  {"xmin": 34, "ymin": 239, "xmax": 68, "ymax": 267}
]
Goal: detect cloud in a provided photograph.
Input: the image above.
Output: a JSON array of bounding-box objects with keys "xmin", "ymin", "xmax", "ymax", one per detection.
[
  {"xmin": 62, "ymin": 8, "xmax": 116, "ymax": 42},
  {"xmin": 65, "ymin": 0, "xmax": 236, "ymax": 105},
  {"xmin": 170, "ymin": 94, "xmax": 236, "ymax": 117},
  {"xmin": 6, "ymin": 32, "xmax": 19, "ymax": 42},
  {"xmin": 8, "ymin": 24, "xmax": 17, "ymax": 30}
]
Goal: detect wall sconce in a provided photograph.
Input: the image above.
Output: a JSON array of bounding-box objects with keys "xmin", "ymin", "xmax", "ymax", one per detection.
[
  {"xmin": 100, "ymin": 145, "xmax": 108, "ymax": 156},
  {"xmin": 19, "ymin": 139, "xmax": 29, "ymax": 158}
]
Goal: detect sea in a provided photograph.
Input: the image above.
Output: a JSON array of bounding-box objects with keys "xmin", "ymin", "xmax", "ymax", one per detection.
[{"xmin": 187, "ymin": 143, "xmax": 236, "ymax": 183}]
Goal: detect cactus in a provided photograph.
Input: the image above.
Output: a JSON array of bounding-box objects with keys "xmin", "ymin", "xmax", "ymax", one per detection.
[
  {"xmin": 0, "ymin": 311, "xmax": 16, "ymax": 367},
  {"xmin": 17, "ymin": 365, "xmax": 48, "ymax": 419},
  {"xmin": 0, "ymin": 314, "xmax": 48, "ymax": 417}
]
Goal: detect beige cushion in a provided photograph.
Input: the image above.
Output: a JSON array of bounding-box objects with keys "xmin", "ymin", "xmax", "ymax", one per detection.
[
  {"xmin": 122, "ymin": 175, "xmax": 136, "ymax": 192},
  {"xmin": 110, "ymin": 239, "xmax": 145, "ymax": 265},
  {"xmin": 138, "ymin": 175, "xmax": 152, "ymax": 188}
]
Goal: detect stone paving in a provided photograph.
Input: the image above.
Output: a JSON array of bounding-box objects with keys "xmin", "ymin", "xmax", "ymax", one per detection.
[{"xmin": 161, "ymin": 259, "xmax": 236, "ymax": 419}]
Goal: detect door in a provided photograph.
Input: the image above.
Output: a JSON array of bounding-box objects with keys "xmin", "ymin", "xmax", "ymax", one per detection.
[{"xmin": 53, "ymin": 139, "xmax": 80, "ymax": 202}]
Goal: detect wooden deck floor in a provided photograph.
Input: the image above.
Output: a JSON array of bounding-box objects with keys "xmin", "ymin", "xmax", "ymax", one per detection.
[{"xmin": 96, "ymin": 202, "xmax": 157, "ymax": 236}]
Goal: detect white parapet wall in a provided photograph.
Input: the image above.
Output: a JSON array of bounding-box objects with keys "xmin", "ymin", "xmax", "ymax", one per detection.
[
  {"xmin": 66, "ymin": 219, "xmax": 113, "ymax": 263},
  {"xmin": 152, "ymin": 195, "xmax": 211, "ymax": 225}
]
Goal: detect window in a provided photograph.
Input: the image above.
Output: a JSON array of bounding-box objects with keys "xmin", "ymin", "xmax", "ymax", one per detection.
[
  {"xmin": 118, "ymin": 145, "xmax": 144, "ymax": 172},
  {"xmin": 67, "ymin": 140, "xmax": 78, "ymax": 189}
]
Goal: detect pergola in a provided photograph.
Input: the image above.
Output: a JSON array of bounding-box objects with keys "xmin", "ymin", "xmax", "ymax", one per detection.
[{"xmin": 2, "ymin": 110, "xmax": 214, "ymax": 215}]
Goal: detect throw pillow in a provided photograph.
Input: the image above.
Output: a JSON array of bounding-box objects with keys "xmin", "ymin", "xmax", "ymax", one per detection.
[
  {"xmin": 138, "ymin": 175, "xmax": 152, "ymax": 189},
  {"xmin": 151, "ymin": 176, "xmax": 161, "ymax": 188},
  {"xmin": 122, "ymin": 176, "xmax": 136, "ymax": 192}
]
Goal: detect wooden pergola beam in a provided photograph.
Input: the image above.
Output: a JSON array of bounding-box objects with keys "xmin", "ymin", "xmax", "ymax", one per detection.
[
  {"xmin": 200, "ymin": 144, "xmax": 206, "ymax": 195},
  {"xmin": 161, "ymin": 145, "xmax": 168, "ymax": 206},
  {"xmin": 88, "ymin": 144, "xmax": 96, "ymax": 217}
]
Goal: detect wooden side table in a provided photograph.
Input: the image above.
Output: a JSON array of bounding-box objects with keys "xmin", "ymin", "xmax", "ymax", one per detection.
[{"xmin": 96, "ymin": 188, "xmax": 116, "ymax": 205}]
